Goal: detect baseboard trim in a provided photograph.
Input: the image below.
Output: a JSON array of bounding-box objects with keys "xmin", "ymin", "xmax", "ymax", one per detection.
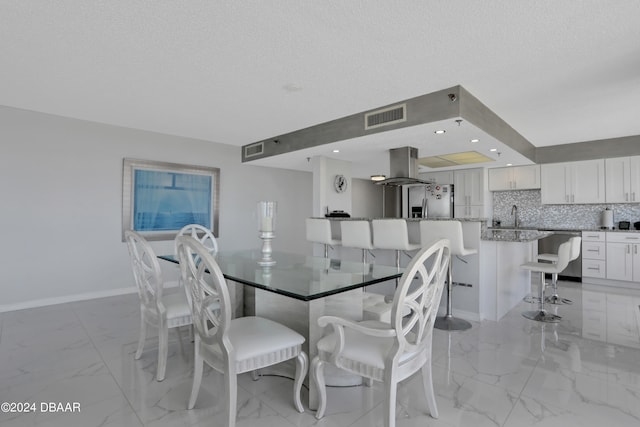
[{"xmin": 0, "ymin": 287, "xmax": 137, "ymax": 313}]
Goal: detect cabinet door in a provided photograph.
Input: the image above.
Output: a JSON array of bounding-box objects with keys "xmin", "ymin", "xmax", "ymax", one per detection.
[
  {"xmin": 541, "ymin": 163, "xmax": 568, "ymax": 204},
  {"xmin": 629, "ymin": 156, "xmax": 640, "ymax": 203},
  {"xmin": 488, "ymin": 168, "xmax": 513, "ymax": 191},
  {"xmin": 605, "ymin": 157, "xmax": 630, "ymax": 203},
  {"xmin": 466, "ymin": 169, "xmax": 484, "ymax": 205},
  {"xmin": 571, "ymin": 160, "xmax": 605, "ymax": 203},
  {"xmin": 606, "ymin": 242, "xmax": 633, "ymax": 282},
  {"xmin": 419, "ymin": 171, "xmax": 453, "ymax": 185},
  {"xmin": 634, "ymin": 244, "xmax": 640, "ymax": 282},
  {"xmin": 572, "ymin": 159, "xmax": 605, "ymax": 204},
  {"xmin": 513, "ymin": 165, "xmax": 541, "ymax": 190}
]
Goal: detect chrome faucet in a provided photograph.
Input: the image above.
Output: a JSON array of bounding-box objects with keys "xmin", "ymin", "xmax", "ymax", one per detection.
[{"xmin": 511, "ymin": 205, "xmax": 519, "ymax": 228}]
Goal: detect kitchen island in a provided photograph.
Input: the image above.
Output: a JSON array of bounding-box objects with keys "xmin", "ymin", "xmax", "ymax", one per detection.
[{"xmin": 312, "ymin": 217, "xmax": 550, "ymax": 322}]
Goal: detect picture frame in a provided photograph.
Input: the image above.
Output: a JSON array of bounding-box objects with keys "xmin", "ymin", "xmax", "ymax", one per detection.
[{"xmin": 122, "ymin": 158, "xmax": 220, "ymax": 241}]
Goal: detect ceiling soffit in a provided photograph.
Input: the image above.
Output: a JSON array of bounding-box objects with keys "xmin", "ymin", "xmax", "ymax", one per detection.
[{"xmin": 241, "ymin": 85, "xmax": 536, "ymax": 164}]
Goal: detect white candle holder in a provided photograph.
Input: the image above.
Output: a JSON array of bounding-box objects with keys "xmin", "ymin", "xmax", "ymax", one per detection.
[{"xmin": 257, "ymin": 201, "xmax": 277, "ymax": 266}]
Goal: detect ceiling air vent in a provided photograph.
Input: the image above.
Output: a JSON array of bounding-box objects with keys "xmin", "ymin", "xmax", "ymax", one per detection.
[
  {"xmin": 364, "ymin": 103, "xmax": 407, "ymax": 130},
  {"xmin": 244, "ymin": 141, "xmax": 264, "ymax": 158}
]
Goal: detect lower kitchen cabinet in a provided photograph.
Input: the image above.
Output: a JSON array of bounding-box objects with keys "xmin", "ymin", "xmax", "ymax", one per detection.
[
  {"xmin": 582, "ymin": 232, "xmax": 606, "ymax": 279},
  {"xmin": 606, "ymin": 233, "xmax": 640, "ymax": 282}
]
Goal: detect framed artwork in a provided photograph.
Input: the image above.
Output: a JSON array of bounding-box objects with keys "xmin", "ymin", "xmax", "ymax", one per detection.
[{"xmin": 122, "ymin": 158, "xmax": 220, "ymax": 241}]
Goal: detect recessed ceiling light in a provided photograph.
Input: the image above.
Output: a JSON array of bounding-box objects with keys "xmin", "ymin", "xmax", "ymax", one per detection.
[
  {"xmin": 489, "ymin": 148, "xmax": 497, "ymax": 152},
  {"xmin": 470, "ymin": 139, "xmax": 479, "ymax": 143},
  {"xmin": 332, "ymin": 149, "xmax": 340, "ymax": 153},
  {"xmin": 370, "ymin": 175, "xmax": 386, "ymax": 181},
  {"xmin": 434, "ymin": 130, "xmax": 446, "ymax": 134},
  {"xmin": 506, "ymin": 163, "xmax": 513, "ymax": 166}
]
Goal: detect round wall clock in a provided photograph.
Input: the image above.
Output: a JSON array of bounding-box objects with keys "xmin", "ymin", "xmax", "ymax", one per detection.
[{"xmin": 334, "ymin": 174, "xmax": 347, "ymax": 193}]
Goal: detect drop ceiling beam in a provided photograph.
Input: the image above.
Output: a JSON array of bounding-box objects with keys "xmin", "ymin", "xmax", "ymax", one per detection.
[{"xmin": 242, "ymin": 85, "xmax": 536, "ymax": 163}]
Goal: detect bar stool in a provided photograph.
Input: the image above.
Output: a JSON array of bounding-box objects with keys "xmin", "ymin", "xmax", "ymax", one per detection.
[
  {"xmin": 371, "ymin": 219, "xmax": 421, "ymax": 273},
  {"xmin": 521, "ymin": 240, "xmax": 572, "ymax": 322},
  {"xmin": 340, "ymin": 220, "xmax": 375, "ymax": 263},
  {"xmin": 420, "ymin": 220, "xmax": 476, "ymax": 331},
  {"xmin": 537, "ymin": 236, "xmax": 581, "ymax": 305},
  {"xmin": 306, "ymin": 218, "xmax": 340, "ymax": 258}
]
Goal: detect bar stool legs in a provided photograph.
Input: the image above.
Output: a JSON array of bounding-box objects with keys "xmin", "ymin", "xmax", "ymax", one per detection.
[
  {"xmin": 435, "ymin": 262, "xmax": 472, "ymax": 331},
  {"xmin": 523, "ymin": 272, "xmax": 561, "ymax": 323},
  {"xmin": 545, "ymin": 272, "xmax": 572, "ymax": 305}
]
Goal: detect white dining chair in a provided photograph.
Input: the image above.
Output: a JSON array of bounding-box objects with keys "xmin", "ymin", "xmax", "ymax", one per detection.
[
  {"xmin": 175, "ymin": 223, "xmax": 218, "ymax": 256},
  {"xmin": 124, "ymin": 230, "xmax": 192, "ymax": 381},
  {"xmin": 310, "ymin": 239, "xmax": 450, "ymax": 427},
  {"xmin": 176, "ymin": 235, "xmax": 308, "ymax": 427}
]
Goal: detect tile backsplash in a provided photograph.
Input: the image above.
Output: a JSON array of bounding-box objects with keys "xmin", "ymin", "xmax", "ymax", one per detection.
[{"xmin": 492, "ymin": 190, "xmax": 640, "ymax": 230}]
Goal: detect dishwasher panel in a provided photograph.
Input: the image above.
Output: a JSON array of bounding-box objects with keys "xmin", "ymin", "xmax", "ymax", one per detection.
[{"xmin": 538, "ymin": 231, "xmax": 582, "ymax": 280}]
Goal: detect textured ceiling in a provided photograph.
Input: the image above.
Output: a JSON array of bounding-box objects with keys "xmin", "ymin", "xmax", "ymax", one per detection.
[{"xmin": 2, "ymin": 1, "xmax": 640, "ymax": 175}]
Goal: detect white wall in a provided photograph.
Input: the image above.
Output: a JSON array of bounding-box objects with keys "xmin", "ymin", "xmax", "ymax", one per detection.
[{"xmin": 0, "ymin": 106, "xmax": 312, "ymax": 311}]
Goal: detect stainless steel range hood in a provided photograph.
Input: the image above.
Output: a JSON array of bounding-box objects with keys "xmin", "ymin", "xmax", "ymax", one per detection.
[{"xmin": 375, "ymin": 147, "xmax": 434, "ymax": 186}]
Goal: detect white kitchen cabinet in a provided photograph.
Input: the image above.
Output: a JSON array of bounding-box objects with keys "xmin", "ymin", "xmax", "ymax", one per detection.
[
  {"xmin": 605, "ymin": 232, "xmax": 640, "ymax": 282},
  {"xmin": 454, "ymin": 168, "xmax": 484, "ymax": 208},
  {"xmin": 419, "ymin": 170, "xmax": 453, "ymax": 184},
  {"xmin": 454, "ymin": 204, "xmax": 484, "ymax": 219},
  {"xmin": 605, "ymin": 155, "xmax": 640, "ymax": 203},
  {"xmin": 488, "ymin": 165, "xmax": 540, "ymax": 191},
  {"xmin": 582, "ymin": 231, "xmax": 607, "ymax": 279},
  {"xmin": 541, "ymin": 159, "xmax": 605, "ymax": 204}
]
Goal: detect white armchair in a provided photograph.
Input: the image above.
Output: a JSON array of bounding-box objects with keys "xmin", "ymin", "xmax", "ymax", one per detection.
[{"xmin": 310, "ymin": 239, "xmax": 450, "ymax": 427}]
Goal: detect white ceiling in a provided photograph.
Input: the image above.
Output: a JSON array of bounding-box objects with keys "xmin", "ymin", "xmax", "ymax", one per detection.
[{"xmin": 2, "ymin": 1, "xmax": 640, "ymax": 177}]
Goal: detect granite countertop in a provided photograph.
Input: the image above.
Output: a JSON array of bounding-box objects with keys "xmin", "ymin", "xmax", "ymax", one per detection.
[
  {"xmin": 315, "ymin": 217, "xmax": 488, "ymax": 222},
  {"xmin": 488, "ymin": 226, "xmax": 640, "ymax": 233},
  {"xmin": 482, "ymin": 229, "xmax": 552, "ymax": 242}
]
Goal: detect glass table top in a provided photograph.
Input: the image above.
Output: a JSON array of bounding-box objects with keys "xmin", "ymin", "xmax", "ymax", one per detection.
[{"xmin": 159, "ymin": 249, "xmax": 403, "ymax": 301}]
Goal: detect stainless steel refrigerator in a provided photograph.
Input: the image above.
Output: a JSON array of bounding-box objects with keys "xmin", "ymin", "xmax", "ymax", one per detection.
[{"xmin": 407, "ymin": 184, "xmax": 454, "ymax": 218}]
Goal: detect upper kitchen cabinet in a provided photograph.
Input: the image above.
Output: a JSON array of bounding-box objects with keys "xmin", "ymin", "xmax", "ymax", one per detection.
[
  {"xmin": 488, "ymin": 165, "xmax": 540, "ymax": 191},
  {"xmin": 419, "ymin": 170, "xmax": 453, "ymax": 185},
  {"xmin": 454, "ymin": 168, "xmax": 486, "ymax": 217},
  {"xmin": 605, "ymin": 156, "xmax": 640, "ymax": 203},
  {"xmin": 541, "ymin": 159, "xmax": 605, "ymax": 204}
]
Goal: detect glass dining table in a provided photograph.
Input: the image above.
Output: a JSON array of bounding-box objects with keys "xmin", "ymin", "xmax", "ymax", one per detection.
[{"xmin": 159, "ymin": 249, "xmax": 403, "ymax": 409}]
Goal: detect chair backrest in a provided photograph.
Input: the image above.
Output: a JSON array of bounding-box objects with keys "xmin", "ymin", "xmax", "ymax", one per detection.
[
  {"xmin": 390, "ymin": 238, "xmax": 450, "ymax": 356},
  {"xmin": 176, "ymin": 235, "xmax": 231, "ymax": 348},
  {"xmin": 340, "ymin": 220, "xmax": 373, "ymax": 249},
  {"xmin": 125, "ymin": 230, "xmax": 163, "ymax": 315},
  {"xmin": 372, "ymin": 219, "xmax": 410, "ymax": 250},
  {"xmin": 568, "ymin": 236, "xmax": 582, "ymax": 261},
  {"xmin": 175, "ymin": 223, "xmax": 218, "ymax": 256},
  {"xmin": 419, "ymin": 220, "xmax": 467, "ymax": 256},
  {"xmin": 553, "ymin": 240, "xmax": 573, "ymax": 273},
  {"xmin": 306, "ymin": 218, "xmax": 333, "ymax": 244}
]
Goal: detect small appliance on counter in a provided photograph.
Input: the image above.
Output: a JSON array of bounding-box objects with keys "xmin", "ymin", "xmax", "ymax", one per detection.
[
  {"xmin": 325, "ymin": 210, "xmax": 350, "ymax": 218},
  {"xmin": 635, "ymin": 221, "xmax": 640, "ymax": 230},
  {"xmin": 600, "ymin": 208, "xmax": 614, "ymax": 230},
  {"xmin": 618, "ymin": 221, "xmax": 630, "ymax": 230}
]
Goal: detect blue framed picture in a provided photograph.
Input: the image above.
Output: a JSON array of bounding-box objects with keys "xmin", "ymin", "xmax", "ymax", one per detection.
[{"xmin": 122, "ymin": 158, "xmax": 220, "ymax": 241}]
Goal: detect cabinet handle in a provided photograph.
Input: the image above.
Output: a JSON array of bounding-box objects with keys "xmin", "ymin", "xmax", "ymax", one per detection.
[
  {"xmin": 627, "ymin": 244, "xmax": 631, "ymax": 254},
  {"xmin": 565, "ymin": 195, "xmax": 569, "ymax": 203},
  {"xmin": 633, "ymin": 192, "xmax": 636, "ymax": 201},
  {"xmin": 571, "ymin": 194, "xmax": 575, "ymax": 202},
  {"xmin": 587, "ymin": 248, "xmax": 600, "ymax": 253},
  {"xmin": 626, "ymin": 193, "xmax": 629, "ymax": 201},
  {"xmin": 625, "ymin": 236, "xmax": 639, "ymax": 240},
  {"xmin": 635, "ymin": 245, "xmax": 638, "ymax": 255},
  {"xmin": 587, "ymin": 266, "xmax": 600, "ymax": 271}
]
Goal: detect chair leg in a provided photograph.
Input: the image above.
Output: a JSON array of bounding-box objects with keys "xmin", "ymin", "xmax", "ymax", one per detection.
[
  {"xmin": 421, "ymin": 361, "xmax": 439, "ymax": 419},
  {"xmin": 157, "ymin": 322, "xmax": 168, "ymax": 381},
  {"xmin": 523, "ymin": 272, "xmax": 561, "ymax": 323},
  {"xmin": 311, "ymin": 357, "xmax": 327, "ymax": 419},
  {"xmin": 135, "ymin": 314, "xmax": 146, "ymax": 360},
  {"xmin": 225, "ymin": 369, "xmax": 238, "ymax": 427},
  {"xmin": 188, "ymin": 343, "xmax": 203, "ymax": 409},
  {"xmin": 383, "ymin": 380, "xmax": 398, "ymax": 427},
  {"xmin": 545, "ymin": 272, "xmax": 573, "ymax": 305},
  {"xmin": 434, "ymin": 261, "xmax": 472, "ymax": 331},
  {"xmin": 293, "ymin": 352, "xmax": 308, "ymax": 413}
]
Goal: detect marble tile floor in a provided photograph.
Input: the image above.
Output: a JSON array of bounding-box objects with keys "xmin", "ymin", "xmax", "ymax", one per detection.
[{"xmin": 1, "ymin": 281, "xmax": 639, "ymax": 427}]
